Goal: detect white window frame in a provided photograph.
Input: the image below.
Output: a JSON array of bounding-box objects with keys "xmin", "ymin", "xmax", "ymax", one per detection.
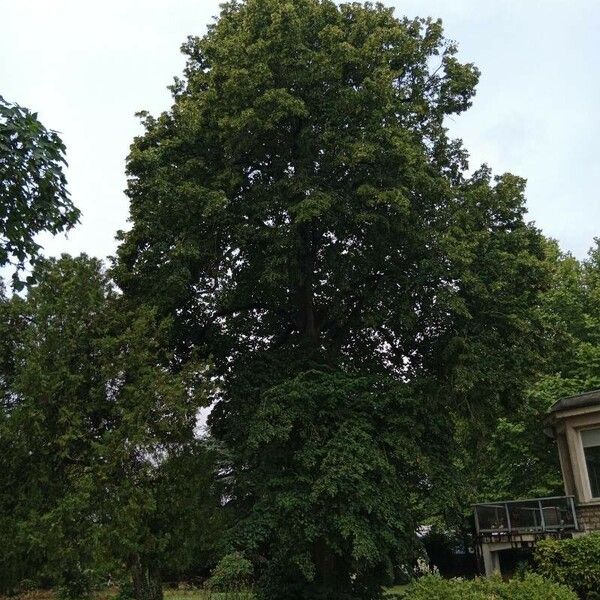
[
  {"xmin": 579, "ymin": 426, "xmax": 600, "ymax": 502},
  {"xmin": 561, "ymin": 412, "xmax": 600, "ymax": 504}
]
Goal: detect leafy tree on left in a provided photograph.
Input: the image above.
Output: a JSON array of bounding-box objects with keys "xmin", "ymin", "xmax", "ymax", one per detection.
[
  {"xmin": 0, "ymin": 96, "xmax": 80, "ymax": 287},
  {"xmin": 0, "ymin": 255, "xmax": 217, "ymax": 599}
]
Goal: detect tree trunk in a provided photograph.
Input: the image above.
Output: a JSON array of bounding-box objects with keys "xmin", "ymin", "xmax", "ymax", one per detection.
[
  {"xmin": 129, "ymin": 554, "xmax": 163, "ymax": 600},
  {"xmin": 313, "ymin": 538, "xmax": 344, "ymax": 597},
  {"xmin": 295, "ymin": 222, "xmax": 319, "ymax": 346}
]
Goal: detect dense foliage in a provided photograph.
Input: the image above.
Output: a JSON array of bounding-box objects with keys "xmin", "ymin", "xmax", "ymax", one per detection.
[
  {"xmin": 207, "ymin": 553, "xmax": 254, "ymax": 592},
  {"xmin": 114, "ymin": 1, "xmax": 551, "ymax": 597},
  {"xmin": 394, "ymin": 574, "xmax": 577, "ymax": 600},
  {"xmin": 534, "ymin": 533, "xmax": 600, "ymax": 599},
  {"xmin": 0, "ymin": 96, "xmax": 80, "ymax": 286},
  {"xmin": 469, "ymin": 240, "xmax": 600, "ymax": 507},
  {"xmin": 0, "ymin": 256, "xmax": 219, "ymax": 598},
  {"xmin": 238, "ymin": 371, "xmax": 449, "ymax": 598}
]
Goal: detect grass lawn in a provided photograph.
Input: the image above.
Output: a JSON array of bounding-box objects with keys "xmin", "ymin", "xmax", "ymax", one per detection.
[
  {"xmin": 165, "ymin": 591, "xmax": 253, "ymax": 600},
  {"xmin": 384, "ymin": 585, "xmax": 409, "ymax": 595},
  {"xmin": 1, "ymin": 585, "xmax": 409, "ymax": 600},
  {"xmin": 165, "ymin": 586, "xmax": 409, "ymax": 599}
]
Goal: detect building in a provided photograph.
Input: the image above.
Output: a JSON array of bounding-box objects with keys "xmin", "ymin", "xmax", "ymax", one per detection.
[{"xmin": 474, "ymin": 389, "xmax": 600, "ymax": 576}]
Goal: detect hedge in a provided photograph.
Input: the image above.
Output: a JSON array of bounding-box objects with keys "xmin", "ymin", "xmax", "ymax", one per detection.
[
  {"xmin": 535, "ymin": 533, "xmax": 600, "ymax": 599},
  {"xmin": 392, "ymin": 574, "xmax": 577, "ymax": 599}
]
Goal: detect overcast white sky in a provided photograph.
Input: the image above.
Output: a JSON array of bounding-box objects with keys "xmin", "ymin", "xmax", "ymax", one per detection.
[{"xmin": 2, "ymin": 0, "xmax": 599, "ymax": 262}]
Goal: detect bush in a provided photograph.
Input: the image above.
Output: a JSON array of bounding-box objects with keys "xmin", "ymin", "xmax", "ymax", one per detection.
[
  {"xmin": 535, "ymin": 533, "xmax": 600, "ymax": 599},
  {"xmin": 206, "ymin": 552, "xmax": 253, "ymax": 592},
  {"xmin": 395, "ymin": 574, "xmax": 577, "ymax": 599}
]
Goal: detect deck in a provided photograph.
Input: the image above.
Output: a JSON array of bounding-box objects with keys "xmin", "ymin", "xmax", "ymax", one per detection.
[{"xmin": 473, "ymin": 495, "xmax": 579, "ymax": 541}]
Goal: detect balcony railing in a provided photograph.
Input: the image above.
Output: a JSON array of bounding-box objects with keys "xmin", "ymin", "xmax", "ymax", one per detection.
[{"xmin": 473, "ymin": 495, "xmax": 578, "ymax": 535}]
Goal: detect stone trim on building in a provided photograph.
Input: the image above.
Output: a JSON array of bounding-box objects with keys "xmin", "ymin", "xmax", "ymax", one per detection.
[{"xmin": 576, "ymin": 503, "xmax": 600, "ymax": 532}]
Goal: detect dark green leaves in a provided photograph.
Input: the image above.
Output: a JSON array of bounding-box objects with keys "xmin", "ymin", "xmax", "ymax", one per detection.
[
  {"xmin": 236, "ymin": 370, "xmax": 437, "ymax": 599},
  {"xmin": 114, "ymin": 1, "xmax": 552, "ymax": 597},
  {"xmin": 0, "ymin": 96, "xmax": 80, "ymax": 288},
  {"xmin": 0, "ymin": 256, "xmax": 213, "ymax": 597}
]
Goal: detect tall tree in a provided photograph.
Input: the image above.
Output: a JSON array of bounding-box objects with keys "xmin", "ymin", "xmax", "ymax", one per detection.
[
  {"xmin": 0, "ymin": 96, "xmax": 80, "ymax": 287},
  {"xmin": 0, "ymin": 256, "xmax": 111, "ymax": 595},
  {"xmin": 462, "ymin": 240, "xmax": 600, "ymax": 509},
  {"xmin": 0, "ymin": 256, "xmax": 212, "ymax": 599},
  {"xmin": 115, "ymin": 1, "xmax": 549, "ymax": 597},
  {"xmin": 528, "ymin": 239, "xmax": 600, "ymax": 413}
]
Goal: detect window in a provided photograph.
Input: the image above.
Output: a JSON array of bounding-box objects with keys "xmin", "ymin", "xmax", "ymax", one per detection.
[{"xmin": 581, "ymin": 428, "xmax": 600, "ymax": 498}]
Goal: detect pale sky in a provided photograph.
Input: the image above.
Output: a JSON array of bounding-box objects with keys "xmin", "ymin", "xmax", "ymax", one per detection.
[{"xmin": 2, "ymin": 0, "xmax": 599, "ymax": 263}]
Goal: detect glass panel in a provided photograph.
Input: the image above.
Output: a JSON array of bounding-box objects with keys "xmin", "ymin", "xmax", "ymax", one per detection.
[
  {"xmin": 507, "ymin": 501, "xmax": 541, "ymax": 531},
  {"xmin": 540, "ymin": 497, "xmax": 575, "ymax": 528},
  {"xmin": 584, "ymin": 445, "xmax": 600, "ymax": 498},
  {"xmin": 475, "ymin": 504, "xmax": 508, "ymax": 531},
  {"xmin": 581, "ymin": 428, "xmax": 600, "ymax": 448}
]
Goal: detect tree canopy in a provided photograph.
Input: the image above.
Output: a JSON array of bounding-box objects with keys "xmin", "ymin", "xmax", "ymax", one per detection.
[
  {"xmin": 114, "ymin": 1, "xmax": 551, "ymax": 597},
  {"xmin": 0, "ymin": 256, "xmax": 217, "ymax": 598},
  {"xmin": 0, "ymin": 96, "xmax": 80, "ymax": 286}
]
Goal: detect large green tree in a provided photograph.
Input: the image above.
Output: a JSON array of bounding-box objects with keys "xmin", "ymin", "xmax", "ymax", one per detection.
[
  {"xmin": 115, "ymin": 1, "xmax": 550, "ymax": 597},
  {"xmin": 0, "ymin": 256, "xmax": 112, "ymax": 594},
  {"xmin": 0, "ymin": 256, "xmax": 214, "ymax": 599},
  {"xmin": 467, "ymin": 239, "xmax": 600, "ymax": 507},
  {"xmin": 0, "ymin": 96, "xmax": 80, "ymax": 286}
]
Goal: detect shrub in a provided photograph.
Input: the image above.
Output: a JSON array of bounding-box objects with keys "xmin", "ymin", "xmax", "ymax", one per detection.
[
  {"xmin": 535, "ymin": 533, "xmax": 600, "ymax": 599},
  {"xmin": 206, "ymin": 552, "xmax": 253, "ymax": 592},
  {"xmin": 115, "ymin": 579, "xmax": 135, "ymax": 600},
  {"xmin": 395, "ymin": 574, "xmax": 577, "ymax": 599}
]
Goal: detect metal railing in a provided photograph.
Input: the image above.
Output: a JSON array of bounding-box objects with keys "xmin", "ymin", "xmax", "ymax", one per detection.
[{"xmin": 473, "ymin": 495, "xmax": 578, "ymax": 535}]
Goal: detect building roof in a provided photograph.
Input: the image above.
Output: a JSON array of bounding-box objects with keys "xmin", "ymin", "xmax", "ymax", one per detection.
[{"xmin": 549, "ymin": 389, "xmax": 600, "ymax": 414}]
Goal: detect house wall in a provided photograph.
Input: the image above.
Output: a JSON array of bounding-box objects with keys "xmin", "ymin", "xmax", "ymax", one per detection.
[
  {"xmin": 556, "ymin": 409, "xmax": 600, "ymax": 504},
  {"xmin": 556, "ymin": 432, "xmax": 576, "ymax": 497},
  {"xmin": 556, "ymin": 410, "xmax": 600, "ymax": 531},
  {"xmin": 576, "ymin": 504, "xmax": 600, "ymax": 531}
]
